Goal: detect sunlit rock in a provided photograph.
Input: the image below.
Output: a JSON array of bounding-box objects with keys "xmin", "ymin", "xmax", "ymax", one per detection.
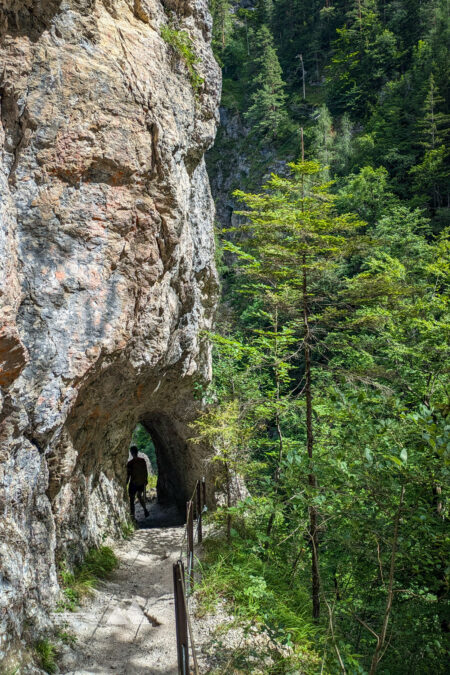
[{"xmin": 0, "ymin": 0, "xmax": 220, "ymax": 662}]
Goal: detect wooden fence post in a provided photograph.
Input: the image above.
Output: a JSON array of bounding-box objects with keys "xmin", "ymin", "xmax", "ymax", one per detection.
[
  {"xmin": 196, "ymin": 481, "xmax": 202, "ymax": 544},
  {"xmin": 173, "ymin": 560, "xmax": 189, "ymax": 675},
  {"xmin": 186, "ymin": 500, "xmax": 194, "ymax": 590}
]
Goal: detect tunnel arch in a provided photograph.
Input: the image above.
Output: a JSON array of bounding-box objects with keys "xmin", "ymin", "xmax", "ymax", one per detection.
[
  {"xmin": 46, "ymin": 358, "xmax": 212, "ymax": 563},
  {"xmin": 140, "ymin": 414, "xmax": 193, "ymax": 509}
]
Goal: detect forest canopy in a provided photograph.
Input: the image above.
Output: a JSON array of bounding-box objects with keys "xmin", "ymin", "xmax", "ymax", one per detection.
[{"xmin": 200, "ymin": 1, "xmax": 449, "ymax": 672}]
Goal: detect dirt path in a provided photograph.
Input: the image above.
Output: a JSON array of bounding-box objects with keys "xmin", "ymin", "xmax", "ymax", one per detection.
[{"xmin": 58, "ymin": 505, "xmax": 189, "ymax": 675}]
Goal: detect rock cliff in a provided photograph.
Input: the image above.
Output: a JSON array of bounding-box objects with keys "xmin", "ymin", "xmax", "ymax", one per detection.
[{"xmin": 0, "ymin": 0, "xmax": 220, "ymax": 665}]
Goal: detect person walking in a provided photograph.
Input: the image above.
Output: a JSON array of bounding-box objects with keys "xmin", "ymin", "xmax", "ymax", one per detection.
[{"xmin": 127, "ymin": 445, "xmax": 149, "ymax": 520}]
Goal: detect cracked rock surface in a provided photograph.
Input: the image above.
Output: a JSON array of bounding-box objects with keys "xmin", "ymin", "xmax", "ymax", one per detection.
[{"xmin": 0, "ymin": 0, "xmax": 220, "ymax": 665}]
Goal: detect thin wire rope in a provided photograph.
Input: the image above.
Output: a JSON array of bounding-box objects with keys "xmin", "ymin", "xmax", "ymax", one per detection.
[
  {"xmin": 179, "ymin": 525, "xmax": 187, "ymax": 561},
  {"xmin": 186, "ymin": 551, "xmax": 194, "ymax": 596}
]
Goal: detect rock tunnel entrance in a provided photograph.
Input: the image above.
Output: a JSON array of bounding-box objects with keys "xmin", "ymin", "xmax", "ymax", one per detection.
[
  {"xmin": 53, "ymin": 362, "xmax": 212, "ymax": 558},
  {"xmin": 128, "ymin": 419, "xmax": 193, "ymax": 528}
]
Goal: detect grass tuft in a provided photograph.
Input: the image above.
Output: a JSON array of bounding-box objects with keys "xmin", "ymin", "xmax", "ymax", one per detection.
[
  {"xmin": 160, "ymin": 24, "xmax": 204, "ymax": 96},
  {"xmin": 35, "ymin": 639, "xmax": 57, "ymax": 674},
  {"xmin": 58, "ymin": 545, "xmax": 118, "ymax": 611},
  {"xmin": 82, "ymin": 545, "xmax": 117, "ymax": 577},
  {"xmin": 121, "ymin": 520, "xmax": 136, "ymax": 540},
  {"xmin": 56, "ymin": 629, "xmax": 77, "ymax": 646}
]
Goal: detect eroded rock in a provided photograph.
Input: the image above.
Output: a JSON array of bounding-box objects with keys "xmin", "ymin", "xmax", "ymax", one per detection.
[{"xmin": 0, "ymin": 0, "xmax": 220, "ymax": 663}]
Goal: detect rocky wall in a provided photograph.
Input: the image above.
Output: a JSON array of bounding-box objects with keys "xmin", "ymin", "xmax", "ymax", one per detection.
[{"xmin": 0, "ymin": 0, "xmax": 220, "ymax": 665}]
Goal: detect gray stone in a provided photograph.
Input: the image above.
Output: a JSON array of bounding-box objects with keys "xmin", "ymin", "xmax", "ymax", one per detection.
[{"xmin": 0, "ymin": 0, "xmax": 220, "ymax": 665}]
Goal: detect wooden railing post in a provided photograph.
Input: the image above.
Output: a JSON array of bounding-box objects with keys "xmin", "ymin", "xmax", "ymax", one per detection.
[
  {"xmin": 196, "ymin": 480, "xmax": 202, "ymax": 544},
  {"xmin": 173, "ymin": 560, "xmax": 189, "ymax": 675},
  {"xmin": 186, "ymin": 500, "xmax": 194, "ymax": 590}
]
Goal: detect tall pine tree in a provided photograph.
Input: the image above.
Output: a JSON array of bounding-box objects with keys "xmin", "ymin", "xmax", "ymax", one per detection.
[{"xmin": 245, "ymin": 25, "xmax": 287, "ymax": 141}]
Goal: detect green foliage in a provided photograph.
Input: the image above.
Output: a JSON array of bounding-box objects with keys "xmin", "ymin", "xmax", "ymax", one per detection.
[
  {"xmin": 326, "ymin": 0, "xmax": 400, "ymax": 119},
  {"xmin": 207, "ymin": 0, "xmax": 450, "ymax": 670},
  {"xmin": 147, "ymin": 474, "xmax": 157, "ymax": 489},
  {"xmin": 202, "ymin": 158, "xmax": 449, "ymax": 670},
  {"xmin": 210, "ymin": 0, "xmax": 233, "ymax": 61},
  {"xmin": 55, "ymin": 629, "xmax": 77, "ymax": 646},
  {"xmin": 82, "ymin": 545, "xmax": 118, "ymax": 578},
  {"xmin": 244, "ymin": 25, "xmax": 287, "ymax": 140},
  {"xmin": 58, "ymin": 546, "xmax": 118, "ymax": 611},
  {"xmin": 209, "ymin": 0, "xmax": 450, "ymax": 226},
  {"xmin": 160, "ymin": 24, "xmax": 204, "ymax": 95},
  {"xmin": 35, "ymin": 639, "xmax": 57, "ymax": 674},
  {"xmin": 336, "ymin": 166, "xmax": 397, "ymax": 224},
  {"xmin": 197, "ymin": 529, "xmax": 321, "ymax": 672},
  {"xmin": 309, "ymin": 104, "xmax": 334, "ymax": 178}
]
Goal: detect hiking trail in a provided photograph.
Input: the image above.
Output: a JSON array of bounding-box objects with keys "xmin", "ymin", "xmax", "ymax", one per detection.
[{"xmin": 58, "ymin": 503, "xmax": 192, "ymax": 675}]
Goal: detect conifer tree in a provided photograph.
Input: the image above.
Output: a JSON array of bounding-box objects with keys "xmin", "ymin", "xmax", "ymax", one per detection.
[
  {"xmin": 231, "ymin": 161, "xmax": 363, "ymax": 619},
  {"xmin": 245, "ymin": 25, "xmax": 287, "ymax": 141},
  {"xmin": 419, "ymin": 73, "xmax": 450, "ymax": 151},
  {"xmin": 254, "ymin": 0, "xmax": 274, "ymax": 27},
  {"xmin": 326, "ymin": 0, "xmax": 399, "ymax": 117},
  {"xmin": 333, "ymin": 113, "xmax": 353, "ymax": 174},
  {"xmin": 310, "ymin": 104, "xmax": 335, "ymax": 178},
  {"xmin": 410, "ymin": 73, "xmax": 450, "ymax": 213},
  {"xmin": 210, "ymin": 0, "xmax": 233, "ymax": 55}
]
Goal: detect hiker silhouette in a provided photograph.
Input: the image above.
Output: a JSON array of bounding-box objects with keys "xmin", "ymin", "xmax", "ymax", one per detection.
[{"xmin": 127, "ymin": 445, "xmax": 149, "ymax": 520}]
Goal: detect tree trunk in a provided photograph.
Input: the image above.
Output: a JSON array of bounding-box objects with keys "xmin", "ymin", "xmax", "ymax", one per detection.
[
  {"xmin": 369, "ymin": 486, "xmax": 405, "ymax": 674},
  {"xmin": 299, "ymin": 53, "xmax": 306, "ymax": 100},
  {"xmin": 303, "ymin": 258, "xmax": 320, "ymax": 620},
  {"xmin": 266, "ymin": 306, "xmax": 284, "ymax": 542},
  {"xmin": 266, "ymin": 409, "xmax": 283, "ymax": 540}
]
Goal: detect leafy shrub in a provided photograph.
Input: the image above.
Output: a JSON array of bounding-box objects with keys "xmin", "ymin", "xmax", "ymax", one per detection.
[
  {"xmin": 196, "ymin": 528, "xmax": 320, "ymax": 671},
  {"xmin": 147, "ymin": 474, "xmax": 158, "ymax": 489}
]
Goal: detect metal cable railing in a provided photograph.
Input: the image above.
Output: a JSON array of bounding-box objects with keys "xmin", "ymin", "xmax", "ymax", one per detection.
[{"xmin": 173, "ymin": 477, "xmax": 207, "ymax": 675}]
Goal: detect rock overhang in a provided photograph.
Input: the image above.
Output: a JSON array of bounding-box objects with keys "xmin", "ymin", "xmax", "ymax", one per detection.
[{"xmin": 0, "ymin": 0, "xmax": 220, "ymax": 661}]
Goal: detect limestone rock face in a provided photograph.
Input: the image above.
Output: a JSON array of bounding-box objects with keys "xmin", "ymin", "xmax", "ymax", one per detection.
[{"xmin": 0, "ymin": 0, "xmax": 220, "ymax": 661}]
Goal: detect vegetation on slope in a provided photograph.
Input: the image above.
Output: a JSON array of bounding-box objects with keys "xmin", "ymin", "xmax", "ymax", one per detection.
[{"xmin": 201, "ymin": 1, "xmax": 449, "ymax": 672}]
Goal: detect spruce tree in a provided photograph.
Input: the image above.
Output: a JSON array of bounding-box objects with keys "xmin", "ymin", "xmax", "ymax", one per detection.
[
  {"xmin": 231, "ymin": 161, "xmax": 363, "ymax": 619},
  {"xmin": 410, "ymin": 73, "xmax": 450, "ymax": 214},
  {"xmin": 210, "ymin": 0, "xmax": 233, "ymax": 56},
  {"xmin": 254, "ymin": 0, "xmax": 274, "ymax": 27},
  {"xmin": 418, "ymin": 73, "xmax": 450, "ymax": 151},
  {"xmin": 245, "ymin": 25, "xmax": 287, "ymax": 141}
]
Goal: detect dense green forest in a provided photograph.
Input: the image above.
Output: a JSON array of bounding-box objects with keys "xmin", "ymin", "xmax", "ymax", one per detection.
[{"xmin": 198, "ymin": 1, "xmax": 449, "ymax": 672}]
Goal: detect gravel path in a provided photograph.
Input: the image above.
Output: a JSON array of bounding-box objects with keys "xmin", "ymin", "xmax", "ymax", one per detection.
[{"xmin": 58, "ymin": 505, "xmax": 190, "ymax": 675}]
